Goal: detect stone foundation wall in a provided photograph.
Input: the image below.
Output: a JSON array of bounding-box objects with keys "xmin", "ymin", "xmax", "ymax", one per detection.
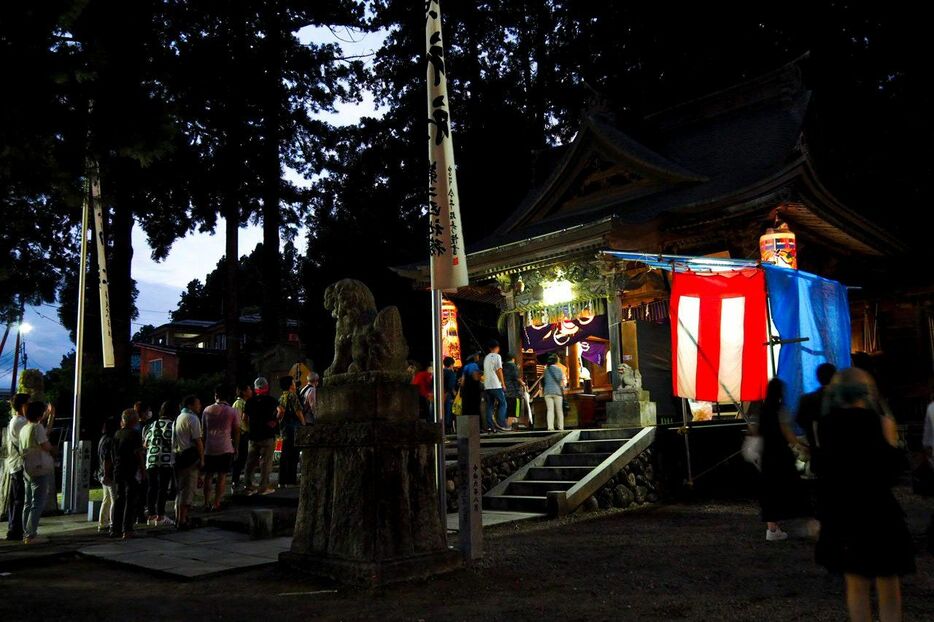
[
  {"xmin": 444, "ymin": 432, "xmax": 568, "ymax": 512},
  {"xmin": 582, "ymin": 446, "xmax": 659, "ymax": 512}
]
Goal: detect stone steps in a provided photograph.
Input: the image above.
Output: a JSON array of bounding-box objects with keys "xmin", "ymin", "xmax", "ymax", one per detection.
[
  {"xmin": 545, "ymin": 452, "xmax": 612, "ymax": 467},
  {"xmin": 506, "ymin": 480, "xmax": 576, "ymax": 496},
  {"xmin": 483, "ymin": 427, "xmax": 649, "ymax": 516},
  {"xmin": 527, "ymin": 466, "xmax": 592, "ymax": 481},
  {"xmin": 483, "ymin": 494, "xmax": 549, "ymax": 514},
  {"xmin": 563, "ymin": 439, "xmax": 628, "ymax": 454}
]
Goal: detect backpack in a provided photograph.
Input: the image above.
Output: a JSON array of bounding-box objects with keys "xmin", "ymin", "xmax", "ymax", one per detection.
[{"xmin": 23, "ymin": 424, "xmax": 54, "ymax": 479}]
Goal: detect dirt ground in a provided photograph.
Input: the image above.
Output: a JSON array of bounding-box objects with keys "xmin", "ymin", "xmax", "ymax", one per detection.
[{"xmin": 2, "ymin": 488, "xmax": 933, "ymax": 622}]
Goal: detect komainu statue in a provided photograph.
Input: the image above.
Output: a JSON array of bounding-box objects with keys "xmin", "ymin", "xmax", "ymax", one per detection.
[
  {"xmin": 323, "ymin": 279, "xmax": 409, "ymax": 380},
  {"xmin": 616, "ymin": 363, "xmax": 643, "ymax": 393}
]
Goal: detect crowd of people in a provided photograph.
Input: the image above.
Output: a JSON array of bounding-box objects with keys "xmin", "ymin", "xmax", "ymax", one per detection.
[
  {"xmin": 750, "ymin": 364, "xmax": 917, "ymax": 622},
  {"xmin": 409, "ymin": 339, "xmax": 568, "ymax": 434},
  {"xmin": 3, "ymin": 372, "xmax": 320, "ymax": 543}
]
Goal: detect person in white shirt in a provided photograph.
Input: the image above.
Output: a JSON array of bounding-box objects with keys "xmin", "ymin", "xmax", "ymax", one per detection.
[
  {"xmin": 20, "ymin": 401, "xmax": 55, "ymax": 544},
  {"xmin": 483, "ymin": 339, "xmax": 509, "ymax": 432},
  {"xmin": 4, "ymin": 394, "xmax": 30, "ymax": 541},
  {"xmin": 172, "ymin": 395, "xmax": 204, "ymax": 529}
]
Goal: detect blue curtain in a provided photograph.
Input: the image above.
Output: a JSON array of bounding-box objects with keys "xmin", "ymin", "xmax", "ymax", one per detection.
[{"xmin": 763, "ymin": 265, "xmax": 852, "ymax": 415}]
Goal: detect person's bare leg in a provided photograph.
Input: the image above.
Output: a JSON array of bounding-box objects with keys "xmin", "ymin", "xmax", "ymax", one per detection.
[
  {"xmin": 845, "ymin": 574, "xmax": 873, "ymax": 622},
  {"xmin": 876, "ymin": 576, "xmax": 902, "ymax": 622},
  {"xmin": 214, "ymin": 473, "xmax": 227, "ymax": 509}
]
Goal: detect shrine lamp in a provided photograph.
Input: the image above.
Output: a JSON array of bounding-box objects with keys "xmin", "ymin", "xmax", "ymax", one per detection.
[
  {"xmin": 759, "ymin": 222, "xmax": 797, "ymax": 269},
  {"xmin": 542, "ymin": 279, "xmax": 574, "ymax": 305}
]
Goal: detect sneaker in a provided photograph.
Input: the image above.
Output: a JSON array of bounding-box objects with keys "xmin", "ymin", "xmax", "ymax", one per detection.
[
  {"xmin": 766, "ymin": 528, "xmax": 789, "ymax": 542},
  {"xmin": 23, "ymin": 535, "xmax": 49, "ymax": 545},
  {"xmin": 157, "ymin": 516, "xmax": 175, "ymax": 527},
  {"xmin": 260, "ymin": 487, "xmax": 276, "ymax": 495},
  {"xmin": 244, "ymin": 487, "xmax": 256, "ymax": 496}
]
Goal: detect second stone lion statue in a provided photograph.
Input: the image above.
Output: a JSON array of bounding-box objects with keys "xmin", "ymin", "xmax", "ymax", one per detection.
[{"xmin": 323, "ymin": 278, "xmax": 409, "ymax": 380}]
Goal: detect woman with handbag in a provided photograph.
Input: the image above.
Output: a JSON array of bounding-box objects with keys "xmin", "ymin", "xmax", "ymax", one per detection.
[
  {"xmin": 542, "ymin": 354, "xmax": 565, "ymax": 431},
  {"xmin": 19, "ymin": 401, "xmax": 55, "ymax": 545},
  {"xmin": 755, "ymin": 378, "xmax": 810, "ymax": 541},
  {"xmin": 815, "ymin": 367, "xmax": 914, "ymax": 622}
]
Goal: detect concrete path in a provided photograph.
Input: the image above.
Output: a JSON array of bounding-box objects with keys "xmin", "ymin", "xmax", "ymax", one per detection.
[
  {"xmin": 446, "ymin": 511, "xmax": 543, "ymax": 531},
  {"xmin": 79, "ymin": 527, "xmax": 291, "ymax": 579}
]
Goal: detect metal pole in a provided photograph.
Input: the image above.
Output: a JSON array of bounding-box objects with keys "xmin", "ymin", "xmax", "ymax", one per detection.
[
  {"xmin": 431, "ymin": 289, "xmax": 448, "ymax": 543},
  {"xmin": 68, "ymin": 184, "xmax": 91, "ymax": 513},
  {"xmin": 764, "ymin": 276, "xmax": 777, "ymax": 378},
  {"xmin": 681, "ymin": 398, "xmax": 693, "ymax": 487}
]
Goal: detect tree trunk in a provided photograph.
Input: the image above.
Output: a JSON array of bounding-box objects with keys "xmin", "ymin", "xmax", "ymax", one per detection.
[
  {"xmin": 223, "ymin": 193, "xmax": 240, "ymax": 386},
  {"xmin": 260, "ymin": 1, "xmax": 283, "ymax": 347}
]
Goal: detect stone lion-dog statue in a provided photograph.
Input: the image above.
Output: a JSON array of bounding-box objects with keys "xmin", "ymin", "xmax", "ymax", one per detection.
[{"xmin": 323, "ymin": 279, "xmax": 409, "ymax": 380}]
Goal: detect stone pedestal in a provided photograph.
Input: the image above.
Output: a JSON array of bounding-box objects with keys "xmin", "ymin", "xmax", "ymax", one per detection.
[
  {"xmin": 606, "ymin": 390, "xmax": 657, "ymax": 428},
  {"xmin": 280, "ymin": 379, "xmax": 461, "ymax": 585}
]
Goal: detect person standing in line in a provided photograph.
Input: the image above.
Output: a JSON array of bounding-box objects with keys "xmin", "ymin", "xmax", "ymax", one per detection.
[
  {"xmin": 277, "ymin": 376, "xmax": 304, "ymax": 488},
  {"xmin": 483, "ymin": 340, "xmax": 509, "ymax": 432},
  {"xmin": 144, "ymin": 401, "xmax": 176, "ymax": 527},
  {"xmin": 243, "ymin": 377, "xmax": 280, "ymax": 495},
  {"xmin": 796, "ymin": 362, "xmax": 836, "ymax": 474},
  {"xmin": 442, "ymin": 357, "xmax": 459, "ymax": 434},
  {"xmin": 502, "ymin": 353, "xmax": 525, "ymax": 429},
  {"xmin": 133, "ymin": 401, "xmax": 152, "ymax": 524},
  {"xmin": 543, "ymin": 354, "xmax": 565, "ymax": 431},
  {"xmin": 412, "ymin": 362, "xmax": 434, "ymax": 421},
  {"xmin": 111, "ymin": 409, "xmax": 146, "ymax": 539},
  {"xmin": 230, "ymin": 383, "xmax": 253, "ymax": 491},
  {"xmin": 201, "ymin": 386, "xmax": 239, "ymax": 510},
  {"xmin": 97, "ymin": 417, "xmax": 118, "ymax": 534},
  {"xmin": 299, "ymin": 373, "xmax": 318, "ymax": 426},
  {"xmin": 816, "ymin": 368, "xmax": 914, "ymax": 622},
  {"xmin": 460, "ymin": 352, "xmax": 483, "ymax": 425},
  {"xmin": 4, "ymin": 394, "xmax": 30, "ymax": 541},
  {"xmin": 19, "ymin": 401, "xmax": 55, "ymax": 545},
  {"xmin": 172, "ymin": 395, "xmax": 204, "ymax": 530},
  {"xmin": 754, "ymin": 378, "xmax": 809, "ymax": 542}
]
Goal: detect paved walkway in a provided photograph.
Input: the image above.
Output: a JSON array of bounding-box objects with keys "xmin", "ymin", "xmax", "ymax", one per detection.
[
  {"xmin": 446, "ymin": 510, "xmax": 543, "ymax": 531},
  {"xmin": 79, "ymin": 527, "xmax": 291, "ymax": 579}
]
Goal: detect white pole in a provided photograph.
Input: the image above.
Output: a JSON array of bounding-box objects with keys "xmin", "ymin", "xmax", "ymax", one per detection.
[
  {"xmin": 90, "ymin": 165, "xmax": 115, "ymax": 368},
  {"xmin": 431, "ymin": 289, "xmax": 448, "ymax": 542},
  {"xmin": 68, "ymin": 183, "xmax": 91, "ymax": 513}
]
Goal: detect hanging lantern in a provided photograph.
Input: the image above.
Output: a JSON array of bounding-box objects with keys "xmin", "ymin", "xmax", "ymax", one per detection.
[
  {"xmin": 440, "ymin": 299, "xmax": 462, "ymax": 368},
  {"xmin": 759, "ymin": 222, "xmax": 797, "ymax": 269}
]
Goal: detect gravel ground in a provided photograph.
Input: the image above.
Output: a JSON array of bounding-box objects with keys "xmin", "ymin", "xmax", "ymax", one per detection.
[{"xmin": 2, "ymin": 487, "xmax": 932, "ymax": 622}]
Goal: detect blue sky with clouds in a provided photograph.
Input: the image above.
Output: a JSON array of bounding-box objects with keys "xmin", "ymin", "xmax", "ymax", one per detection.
[{"xmin": 1, "ymin": 25, "xmax": 386, "ymax": 388}]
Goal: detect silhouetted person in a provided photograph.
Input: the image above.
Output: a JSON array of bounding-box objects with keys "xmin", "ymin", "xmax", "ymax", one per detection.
[
  {"xmin": 796, "ymin": 362, "xmax": 836, "ymax": 473},
  {"xmin": 815, "ymin": 368, "xmax": 914, "ymax": 622}
]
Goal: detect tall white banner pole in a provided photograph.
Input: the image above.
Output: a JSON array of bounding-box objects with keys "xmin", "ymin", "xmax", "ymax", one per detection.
[
  {"xmin": 67, "ymin": 182, "xmax": 91, "ymax": 513},
  {"xmin": 90, "ymin": 164, "xmax": 115, "ymax": 369}
]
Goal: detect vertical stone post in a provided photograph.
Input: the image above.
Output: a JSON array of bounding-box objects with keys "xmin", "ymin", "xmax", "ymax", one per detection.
[
  {"xmin": 606, "ymin": 288, "xmax": 623, "ymax": 390},
  {"xmin": 457, "ymin": 415, "xmax": 483, "ymax": 562}
]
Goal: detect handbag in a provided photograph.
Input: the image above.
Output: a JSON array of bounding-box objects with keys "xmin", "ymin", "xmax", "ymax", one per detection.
[
  {"xmin": 175, "ymin": 446, "xmax": 200, "ymax": 471},
  {"xmin": 741, "ymin": 434, "xmax": 763, "ymax": 471},
  {"xmin": 452, "ymin": 390, "xmax": 463, "ymax": 417},
  {"xmin": 23, "ymin": 425, "xmax": 54, "ymax": 478}
]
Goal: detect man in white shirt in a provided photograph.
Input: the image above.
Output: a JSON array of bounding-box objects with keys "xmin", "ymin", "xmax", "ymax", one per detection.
[
  {"xmin": 4, "ymin": 394, "xmax": 30, "ymax": 541},
  {"xmin": 172, "ymin": 395, "xmax": 204, "ymax": 529},
  {"xmin": 483, "ymin": 340, "xmax": 508, "ymax": 432}
]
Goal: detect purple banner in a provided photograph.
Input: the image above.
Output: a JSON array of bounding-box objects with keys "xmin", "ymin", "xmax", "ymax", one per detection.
[
  {"xmin": 523, "ymin": 315, "xmax": 609, "ymax": 354},
  {"xmin": 580, "ymin": 341, "xmax": 608, "ymax": 366}
]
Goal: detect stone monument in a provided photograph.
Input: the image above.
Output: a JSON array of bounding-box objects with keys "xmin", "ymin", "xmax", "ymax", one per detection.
[
  {"xmin": 279, "ymin": 279, "xmax": 461, "ymax": 585},
  {"xmin": 605, "ymin": 363, "xmax": 657, "ymax": 428}
]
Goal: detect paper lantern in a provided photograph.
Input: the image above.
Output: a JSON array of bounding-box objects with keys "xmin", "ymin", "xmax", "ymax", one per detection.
[
  {"xmin": 759, "ymin": 223, "xmax": 797, "ymax": 269},
  {"xmin": 441, "ymin": 299, "xmax": 462, "ymax": 368}
]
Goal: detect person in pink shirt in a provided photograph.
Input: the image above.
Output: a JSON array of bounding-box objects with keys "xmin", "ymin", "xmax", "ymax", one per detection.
[{"xmin": 201, "ymin": 385, "xmax": 240, "ymax": 511}]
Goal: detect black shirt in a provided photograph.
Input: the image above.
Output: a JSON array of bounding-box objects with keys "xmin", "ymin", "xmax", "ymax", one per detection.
[
  {"xmin": 112, "ymin": 428, "xmax": 143, "ymax": 480},
  {"xmin": 245, "ymin": 394, "xmax": 279, "ymax": 441}
]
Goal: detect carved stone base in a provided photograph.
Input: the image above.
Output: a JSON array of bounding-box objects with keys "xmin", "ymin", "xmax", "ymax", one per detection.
[
  {"xmin": 606, "ymin": 399, "xmax": 657, "ymax": 427},
  {"xmin": 283, "ymin": 382, "xmax": 459, "ymax": 586}
]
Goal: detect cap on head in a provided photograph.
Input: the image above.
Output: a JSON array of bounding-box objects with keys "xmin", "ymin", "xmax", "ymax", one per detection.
[{"xmin": 254, "ymin": 377, "xmax": 269, "ymax": 391}]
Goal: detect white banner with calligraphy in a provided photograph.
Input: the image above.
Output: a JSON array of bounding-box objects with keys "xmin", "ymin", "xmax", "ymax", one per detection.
[
  {"xmin": 90, "ymin": 168, "xmax": 115, "ymax": 368},
  {"xmin": 425, "ymin": 0, "xmax": 468, "ymax": 290}
]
